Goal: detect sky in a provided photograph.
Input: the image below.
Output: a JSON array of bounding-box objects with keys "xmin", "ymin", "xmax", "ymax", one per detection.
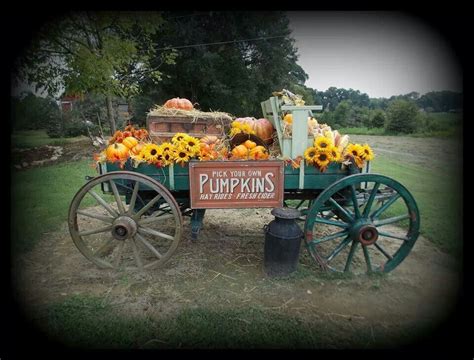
[{"xmin": 287, "ymin": 11, "xmax": 463, "ymax": 98}]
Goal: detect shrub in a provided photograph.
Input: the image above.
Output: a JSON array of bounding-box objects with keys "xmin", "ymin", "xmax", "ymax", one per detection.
[{"xmin": 385, "ymin": 100, "xmax": 419, "ymax": 134}]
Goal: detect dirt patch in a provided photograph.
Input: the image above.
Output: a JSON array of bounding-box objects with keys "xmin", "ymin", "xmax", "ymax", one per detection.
[
  {"xmin": 12, "ymin": 137, "xmax": 97, "ymax": 170},
  {"xmin": 12, "ymin": 208, "xmax": 461, "ymax": 347}
]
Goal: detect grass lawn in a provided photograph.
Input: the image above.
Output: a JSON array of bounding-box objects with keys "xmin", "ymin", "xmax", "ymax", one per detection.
[{"xmin": 11, "ymin": 130, "xmax": 87, "ymax": 148}]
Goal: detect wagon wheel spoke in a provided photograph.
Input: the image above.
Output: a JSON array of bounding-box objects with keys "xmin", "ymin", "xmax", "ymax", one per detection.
[
  {"xmin": 314, "ymin": 217, "xmax": 349, "ymax": 228},
  {"xmin": 93, "ymin": 237, "xmax": 116, "ymax": 257},
  {"xmin": 344, "ymin": 241, "xmax": 359, "ymax": 272},
  {"xmin": 350, "ymin": 185, "xmax": 361, "ymax": 219},
  {"xmin": 88, "ymin": 190, "xmax": 119, "ymax": 217},
  {"xmin": 131, "ymin": 239, "xmax": 144, "ymax": 271},
  {"xmin": 374, "ymin": 242, "xmax": 393, "ymax": 260},
  {"xmin": 370, "ymin": 193, "xmax": 400, "ymax": 220},
  {"xmin": 311, "ymin": 230, "xmax": 349, "ymax": 245},
  {"xmin": 138, "ymin": 214, "xmax": 176, "ymax": 226},
  {"xmin": 327, "ymin": 197, "xmax": 354, "ymax": 223},
  {"xmin": 113, "ymin": 241, "xmax": 126, "ymax": 268},
  {"xmin": 138, "ymin": 226, "xmax": 175, "ymax": 241},
  {"xmin": 326, "ymin": 237, "xmax": 352, "ymax": 262},
  {"xmin": 77, "ymin": 210, "xmax": 114, "ymax": 224},
  {"xmin": 304, "ymin": 174, "xmax": 420, "ymax": 274},
  {"xmin": 362, "ymin": 245, "xmax": 372, "ymax": 273},
  {"xmin": 79, "ymin": 225, "xmax": 113, "ymax": 237},
  {"xmin": 133, "ymin": 194, "xmax": 162, "ymax": 219},
  {"xmin": 377, "ymin": 231, "xmax": 409, "ymax": 242},
  {"xmin": 374, "ymin": 214, "xmax": 410, "ymax": 227},
  {"xmin": 109, "ymin": 180, "xmax": 126, "ymax": 214},
  {"xmin": 362, "ymin": 182, "xmax": 380, "ymax": 217},
  {"xmin": 69, "ymin": 171, "xmax": 183, "ymax": 271},
  {"xmin": 135, "ymin": 233, "xmax": 163, "ymax": 259},
  {"xmin": 127, "ymin": 180, "xmax": 140, "ymax": 215}
]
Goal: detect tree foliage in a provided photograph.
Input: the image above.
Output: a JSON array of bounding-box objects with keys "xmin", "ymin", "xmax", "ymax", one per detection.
[
  {"xmin": 142, "ymin": 11, "xmax": 308, "ymax": 117},
  {"xmin": 385, "ymin": 99, "xmax": 419, "ymax": 134},
  {"xmin": 11, "ymin": 93, "xmax": 60, "ymax": 131}
]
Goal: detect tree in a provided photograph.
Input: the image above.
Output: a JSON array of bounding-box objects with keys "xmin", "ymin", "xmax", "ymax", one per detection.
[
  {"xmin": 385, "ymin": 100, "xmax": 419, "ymax": 134},
  {"xmin": 144, "ymin": 11, "xmax": 308, "ymax": 117},
  {"xmin": 370, "ymin": 109, "xmax": 386, "ymax": 128},
  {"xmin": 15, "ymin": 11, "xmax": 177, "ymax": 134},
  {"xmin": 11, "ymin": 92, "xmax": 60, "ymax": 131},
  {"xmin": 332, "ymin": 100, "xmax": 352, "ymax": 127}
]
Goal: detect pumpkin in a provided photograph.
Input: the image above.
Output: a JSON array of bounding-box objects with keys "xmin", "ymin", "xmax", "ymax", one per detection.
[
  {"xmin": 130, "ymin": 143, "xmax": 145, "ymax": 156},
  {"xmin": 249, "ymin": 145, "xmax": 268, "ymax": 160},
  {"xmin": 200, "ymin": 135, "xmax": 221, "ymax": 146},
  {"xmin": 106, "ymin": 143, "xmax": 129, "ymax": 162},
  {"xmin": 231, "ymin": 144, "xmax": 248, "ymax": 159},
  {"xmin": 243, "ymin": 140, "xmax": 256, "ymax": 149},
  {"xmin": 283, "ymin": 113, "xmax": 293, "ymax": 125},
  {"xmin": 234, "ymin": 117, "xmax": 274, "ymax": 144},
  {"xmin": 164, "ymin": 97, "xmax": 194, "ymax": 110},
  {"xmin": 122, "ymin": 136, "xmax": 139, "ymax": 149}
]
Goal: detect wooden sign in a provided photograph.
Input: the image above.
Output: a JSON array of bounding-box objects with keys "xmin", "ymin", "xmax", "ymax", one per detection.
[{"xmin": 189, "ymin": 161, "xmax": 284, "ymax": 209}]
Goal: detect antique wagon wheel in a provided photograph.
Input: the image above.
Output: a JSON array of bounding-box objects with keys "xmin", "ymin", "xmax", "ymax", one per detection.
[
  {"xmin": 68, "ymin": 171, "xmax": 182, "ymax": 270},
  {"xmin": 304, "ymin": 173, "xmax": 420, "ymax": 274}
]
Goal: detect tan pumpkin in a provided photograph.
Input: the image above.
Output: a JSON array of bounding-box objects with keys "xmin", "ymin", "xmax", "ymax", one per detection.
[
  {"xmin": 200, "ymin": 135, "xmax": 221, "ymax": 146},
  {"xmin": 164, "ymin": 97, "xmax": 194, "ymax": 110},
  {"xmin": 106, "ymin": 143, "xmax": 129, "ymax": 162},
  {"xmin": 122, "ymin": 136, "xmax": 139, "ymax": 149},
  {"xmin": 234, "ymin": 117, "xmax": 274, "ymax": 144}
]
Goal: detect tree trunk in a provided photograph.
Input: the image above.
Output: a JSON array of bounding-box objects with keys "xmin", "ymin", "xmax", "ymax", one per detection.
[{"xmin": 106, "ymin": 94, "xmax": 116, "ymax": 135}]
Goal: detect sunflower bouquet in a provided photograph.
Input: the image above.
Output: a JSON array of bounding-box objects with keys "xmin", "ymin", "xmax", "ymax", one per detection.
[{"xmin": 304, "ymin": 133, "xmax": 375, "ymax": 172}]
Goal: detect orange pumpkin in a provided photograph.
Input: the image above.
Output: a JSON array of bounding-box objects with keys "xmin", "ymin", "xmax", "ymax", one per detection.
[
  {"xmin": 130, "ymin": 143, "xmax": 145, "ymax": 156},
  {"xmin": 243, "ymin": 140, "xmax": 256, "ymax": 149},
  {"xmin": 249, "ymin": 145, "xmax": 268, "ymax": 160},
  {"xmin": 164, "ymin": 97, "xmax": 194, "ymax": 110},
  {"xmin": 231, "ymin": 144, "xmax": 248, "ymax": 159},
  {"xmin": 234, "ymin": 117, "xmax": 274, "ymax": 144},
  {"xmin": 122, "ymin": 136, "xmax": 139, "ymax": 149},
  {"xmin": 106, "ymin": 143, "xmax": 129, "ymax": 162}
]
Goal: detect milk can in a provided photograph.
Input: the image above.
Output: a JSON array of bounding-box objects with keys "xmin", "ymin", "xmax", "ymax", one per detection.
[{"xmin": 263, "ymin": 207, "xmax": 304, "ymax": 276}]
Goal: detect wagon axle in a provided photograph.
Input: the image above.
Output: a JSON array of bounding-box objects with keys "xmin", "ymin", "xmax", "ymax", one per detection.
[{"xmin": 112, "ymin": 216, "xmax": 137, "ymax": 241}]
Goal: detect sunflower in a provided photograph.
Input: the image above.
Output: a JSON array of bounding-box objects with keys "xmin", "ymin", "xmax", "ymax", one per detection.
[
  {"xmin": 329, "ymin": 145, "xmax": 341, "ymax": 162},
  {"xmin": 184, "ymin": 136, "xmax": 201, "ymax": 156},
  {"xmin": 314, "ymin": 136, "xmax": 333, "ymax": 150},
  {"xmin": 174, "ymin": 146, "xmax": 191, "ymax": 165},
  {"xmin": 172, "ymin": 133, "xmax": 189, "ymax": 144},
  {"xmin": 360, "ymin": 144, "xmax": 374, "ymax": 161},
  {"xmin": 304, "ymin": 146, "xmax": 318, "ymax": 164},
  {"xmin": 314, "ymin": 150, "xmax": 331, "ymax": 170},
  {"xmin": 160, "ymin": 142, "xmax": 174, "ymax": 154},
  {"xmin": 142, "ymin": 144, "xmax": 162, "ymax": 163},
  {"xmin": 345, "ymin": 143, "xmax": 363, "ymax": 158},
  {"xmin": 161, "ymin": 151, "xmax": 174, "ymax": 166}
]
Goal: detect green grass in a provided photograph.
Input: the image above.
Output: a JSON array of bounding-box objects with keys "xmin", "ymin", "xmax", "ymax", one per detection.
[
  {"xmin": 43, "ymin": 294, "xmax": 420, "ymax": 349},
  {"xmin": 370, "ymin": 154, "xmax": 462, "ymax": 256},
  {"xmin": 11, "ymin": 129, "xmax": 85, "ymax": 148},
  {"xmin": 338, "ymin": 127, "xmax": 386, "ymax": 135},
  {"xmin": 11, "ymin": 159, "xmax": 96, "ymax": 254}
]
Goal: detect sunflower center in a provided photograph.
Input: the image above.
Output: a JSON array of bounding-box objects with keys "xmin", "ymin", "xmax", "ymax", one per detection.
[
  {"xmin": 309, "ymin": 151, "xmax": 316, "ymax": 157},
  {"xmin": 151, "ymin": 149, "xmax": 157, "ymax": 155},
  {"xmin": 352, "ymin": 150, "xmax": 358, "ymax": 156},
  {"xmin": 189, "ymin": 141, "xmax": 195, "ymax": 147},
  {"xmin": 320, "ymin": 143, "xmax": 328, "ymax": 148},
  {"xmin": 179, "ymin": 152, "xmax": 186, "ymax": 158},
  {"xmin": 319, "ymin": 154, "xmax": 327, "ymax": 161}
]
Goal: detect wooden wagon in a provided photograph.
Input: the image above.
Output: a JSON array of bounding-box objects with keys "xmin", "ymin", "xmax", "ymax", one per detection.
[{"xmin": 68, "ymin": 97, "xmax": 420, "ymax": 274}]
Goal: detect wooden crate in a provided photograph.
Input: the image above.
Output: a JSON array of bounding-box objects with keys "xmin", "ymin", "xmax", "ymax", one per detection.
[{"xmin": 146, "ymin": 115, "xmax": 231, "ymax": 142}]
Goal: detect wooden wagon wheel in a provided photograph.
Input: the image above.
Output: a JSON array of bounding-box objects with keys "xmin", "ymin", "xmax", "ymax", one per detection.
[
  {"xmin": 68, "ymin": 171, "xmax": 182, "ymax": 270},
  {"xmin": 304, "ymin": 173, "xmax": 420, "ymax": 274}
]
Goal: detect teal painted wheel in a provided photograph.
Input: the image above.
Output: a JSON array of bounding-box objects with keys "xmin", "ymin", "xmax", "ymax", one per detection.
[{"xmin": 304, "ymin": 173, "xmax": 420, "ymax": 274}]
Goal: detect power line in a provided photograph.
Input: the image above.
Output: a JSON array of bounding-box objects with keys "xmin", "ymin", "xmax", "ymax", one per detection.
[{"xmin": 156, "ymin": 35, "xmax": 286, "ymax": 51}]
